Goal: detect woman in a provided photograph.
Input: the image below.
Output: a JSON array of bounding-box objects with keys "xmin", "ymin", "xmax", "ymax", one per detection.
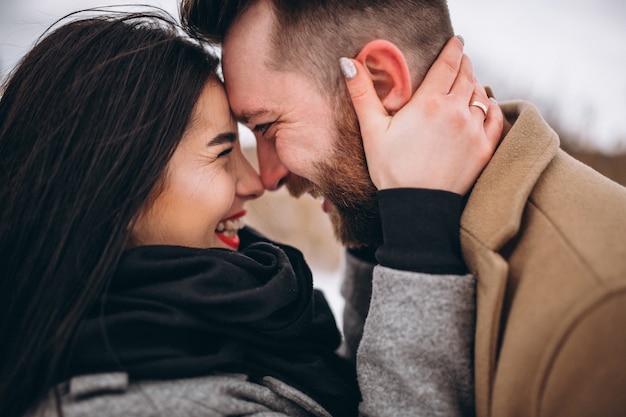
[
  {"xmin": 0, "ymin": 8, "xmax": 500, "ymax": 417},
  {"xmin": 0, "ymin": 10, "xmax": 355, "ymax": 417}
]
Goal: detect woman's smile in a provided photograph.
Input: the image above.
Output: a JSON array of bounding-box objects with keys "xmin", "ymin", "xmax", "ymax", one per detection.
[{"xmin": 215, "ymin": 210, "xmax": 247, "ymax": 249}]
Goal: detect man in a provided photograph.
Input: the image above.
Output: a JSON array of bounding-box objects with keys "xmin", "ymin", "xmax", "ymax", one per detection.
[
  {"xmin": 181, "ymin": 1, "xmax": 503, "ymax": 416},
  {"xmin": 181, "ymin": 1, "xmax": 626, "ymax": 416}
]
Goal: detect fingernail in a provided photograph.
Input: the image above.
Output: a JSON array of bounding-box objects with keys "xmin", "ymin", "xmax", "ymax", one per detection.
[
  {"xmin": 456, "ymin": 35, "xmax": 465, "ymax": 45},
  {"xmin": 489, "ymin": 97, "xmax": 498, "ymax": 105},
  {"xmin": 340, "ymin": 57, "xmax": 357, "ymax": 79}
]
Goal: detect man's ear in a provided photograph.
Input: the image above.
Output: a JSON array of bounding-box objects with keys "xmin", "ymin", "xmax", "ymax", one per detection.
[{"xmin": 355, "ymin": 40, "xmax": 412, "ymax": 113}]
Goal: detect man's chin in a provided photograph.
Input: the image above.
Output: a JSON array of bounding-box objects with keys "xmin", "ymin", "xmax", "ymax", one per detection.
[
  {"xmin": 324, "ymin": 198, "xmax": 383, "ymax": 249},
  {"xmin": 282, "ymin": 168, "xmax": 382, "ymax": 248}
]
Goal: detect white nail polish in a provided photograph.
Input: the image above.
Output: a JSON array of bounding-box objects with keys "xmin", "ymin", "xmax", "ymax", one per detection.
[{"xmin": 340, "ymin": 57, "xmax": 357, "ymax": 79}]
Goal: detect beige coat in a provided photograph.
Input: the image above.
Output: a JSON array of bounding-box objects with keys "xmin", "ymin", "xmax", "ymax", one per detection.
[{"xmin": 461, "ymin": 101, "xmax": 626, "ymax": 417}]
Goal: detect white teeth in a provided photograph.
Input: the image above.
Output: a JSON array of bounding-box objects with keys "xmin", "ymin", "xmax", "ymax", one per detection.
[{"xmin": 216, "ymin": 217, "xmax": 245, "ymax": 234}]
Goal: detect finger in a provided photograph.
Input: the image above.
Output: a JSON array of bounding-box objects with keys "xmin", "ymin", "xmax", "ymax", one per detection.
[
  {"xmin": 468, "ymin": 78, "xmax": 490, "ymax": 120},
  {"xmin": 340, "ymin": 57, "xmax": 389, "ymax": 142},
  {"xmin": 469, "ymin": 99, "xmax": 488, "ymax": 120},
  {"xmin": 419, "ymin": 35, "xmax": 465, "ymax": 95},
  {"xmin": 485, "ymin": 86, "xmax": 496, "ymax": 100},
  {"xmin": 484, "ymin": 97, "xmax": 504, "ymax": 145},
  {"xmin": 449, "ymin": 53, "xmax": 475, "ymax": 99}
]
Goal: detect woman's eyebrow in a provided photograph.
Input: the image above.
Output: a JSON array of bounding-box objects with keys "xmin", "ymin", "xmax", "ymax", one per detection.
[{"xmin": 208, "ymin": 132, "xmax": 237, "ymax": 147}]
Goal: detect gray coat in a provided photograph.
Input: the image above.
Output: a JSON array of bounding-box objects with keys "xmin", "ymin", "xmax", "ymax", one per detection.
[{"xmin": 28, "ymin": 255, "xmax": 475, "ymax": 417}]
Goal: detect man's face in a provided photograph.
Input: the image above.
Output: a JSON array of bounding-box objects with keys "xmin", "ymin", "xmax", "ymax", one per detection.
[{"xmin": 222, "ymin": 0, "xmax": 381, "ymax": 247}]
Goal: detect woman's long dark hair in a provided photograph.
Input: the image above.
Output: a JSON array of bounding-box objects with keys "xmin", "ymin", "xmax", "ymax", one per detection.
[{"xmin": 0, "ymin": 10, "xmax": 218, "ymax": 416}]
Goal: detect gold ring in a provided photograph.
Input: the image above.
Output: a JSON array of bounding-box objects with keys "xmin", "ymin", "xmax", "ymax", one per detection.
[{"xmin": 470, "ymin": 100, "xmax": 488, "ymax": 117}]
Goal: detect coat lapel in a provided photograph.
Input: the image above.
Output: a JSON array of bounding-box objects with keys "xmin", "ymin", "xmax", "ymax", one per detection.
[{"xmin": 460, "ymin": 101, "xmax": 560, "ymax": 417}]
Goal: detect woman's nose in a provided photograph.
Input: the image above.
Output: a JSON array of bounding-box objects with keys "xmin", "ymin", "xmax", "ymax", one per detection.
[{"xmin": 236, "ymin": 150, "xmax": 264, "ymax": 200}]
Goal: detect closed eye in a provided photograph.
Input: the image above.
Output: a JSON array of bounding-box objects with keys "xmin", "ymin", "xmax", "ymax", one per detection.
[
  {"xmin": 218, "ymin": 147, "xmax": 233, "ymax": 158},
  {"xmin": 252, "ymin": 123, "xmax": 272, "ymax": 135}
]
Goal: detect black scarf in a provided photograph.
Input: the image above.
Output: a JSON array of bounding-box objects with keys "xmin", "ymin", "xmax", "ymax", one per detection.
[{"xmin": 64, "ymin": 228, "xmax": 359, "ymax": 416}]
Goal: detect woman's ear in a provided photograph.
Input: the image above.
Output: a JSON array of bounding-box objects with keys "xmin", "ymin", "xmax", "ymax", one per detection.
[{"xmin": 355, "ymin": 40, "xmax": 412, "ymax": 113}]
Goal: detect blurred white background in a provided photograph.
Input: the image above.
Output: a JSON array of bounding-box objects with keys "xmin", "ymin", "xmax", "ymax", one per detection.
[
  {"xmin": 2, "ymin": 0, "xmax": 625, "ymax": 152},
  {"xmin": 448, "ymin": 0, "xmax": 626, "ymax": 154},
  {"xmin": 2, "ymin": 0, "xmax": 625, "ymax": 324}
]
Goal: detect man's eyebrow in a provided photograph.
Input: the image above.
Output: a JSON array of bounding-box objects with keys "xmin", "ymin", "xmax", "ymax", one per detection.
[
  {"xmin": 237, "ymin": 109, "xmax": 270, "ymax": 124},
  {"xmin": 208, "ymin": 132, "xmax": 237, "ymax": 147}
]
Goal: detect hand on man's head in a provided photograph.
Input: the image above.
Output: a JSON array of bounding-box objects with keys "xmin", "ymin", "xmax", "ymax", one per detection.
[{"xmin": 341, "ymin": 36, "xmax": 503, "ymax": 195}]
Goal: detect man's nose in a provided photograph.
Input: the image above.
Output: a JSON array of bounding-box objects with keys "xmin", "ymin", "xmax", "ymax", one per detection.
[{"xmin": 256, "ymin": 140, "xmax": 289, "ymax": 191}]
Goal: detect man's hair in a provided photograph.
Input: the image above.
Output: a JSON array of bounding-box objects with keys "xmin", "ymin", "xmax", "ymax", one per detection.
[
  {"xmin": 0, "ymin": 11, "xmax": 217, "ymax": 417},
  {"xmin": 181, "ymin": 0, "xmax": 454, "ymax": 95}
]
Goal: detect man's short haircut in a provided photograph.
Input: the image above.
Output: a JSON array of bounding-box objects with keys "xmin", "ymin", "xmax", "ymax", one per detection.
[{"xmin": 181, "ymin": 0, "xmax": 454, "ymax": 95}]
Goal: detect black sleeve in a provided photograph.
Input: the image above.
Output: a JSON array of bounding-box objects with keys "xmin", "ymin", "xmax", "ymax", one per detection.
[
  {"xmin": 346, "ymin": 245, "xmax": 378, "ymax": 265},
  {"xmin": 375, "ymin": 188, "xmax": 468, "ymax": 275}
]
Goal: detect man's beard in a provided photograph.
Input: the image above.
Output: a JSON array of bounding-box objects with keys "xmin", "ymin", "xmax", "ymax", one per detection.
[{"xmin": 285, "ymin": 98, "xmax": 382, "ymax": 249}]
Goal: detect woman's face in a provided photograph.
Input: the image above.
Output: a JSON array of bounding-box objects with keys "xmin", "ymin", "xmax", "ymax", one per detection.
[{"xmin": 130, "ymin": 79, "xmax": 264, "ymax": 250}]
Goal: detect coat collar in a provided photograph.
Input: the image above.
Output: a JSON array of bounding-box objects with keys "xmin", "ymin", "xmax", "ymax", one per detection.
[
  {"xmin": 460, "ymin": 100, "xmax": 560, "ymax": 417},
  {"xmin": 462, "ymin": 100, "xmax": 560, "ymax": 251}
]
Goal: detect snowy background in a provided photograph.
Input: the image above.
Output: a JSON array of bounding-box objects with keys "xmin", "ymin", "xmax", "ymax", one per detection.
[
  {"xmin": 2, "ymin": 0, "xmax": 625, "ymax": 152},
  {"xmin": 448, "ymin": 0, "xmax": 626, "ymax": 154},
  {"xmin": 2, "ymin": 0, "xmax": 625, "ymax": 323}
]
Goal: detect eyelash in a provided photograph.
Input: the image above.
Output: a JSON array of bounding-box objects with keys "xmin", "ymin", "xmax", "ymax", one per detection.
[
  {"xmin": 252, "ymin": 123, "xmax": 271, "ymax": 135},
  {"xmin": 218, "ymin": 147, "xmax": 233, "ymax": 158}
]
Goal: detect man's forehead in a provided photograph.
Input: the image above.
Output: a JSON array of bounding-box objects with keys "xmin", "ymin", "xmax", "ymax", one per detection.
[
  {"xmin": 221, "ymin": 0, "xmax": 277, "ymax": 115},
  {"xmin": 235, "ymin": 108, "xmax": 271, "ymax": 125},
  {"xmin": 221, "ymin": 44, "xmax": 274, "ymax": 122}
]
